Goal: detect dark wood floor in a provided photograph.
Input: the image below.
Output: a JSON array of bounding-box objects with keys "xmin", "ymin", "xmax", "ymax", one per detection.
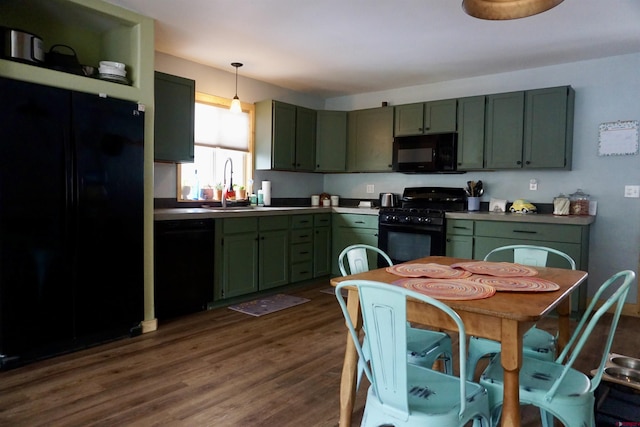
[{"xmin": 1, "ymin": 280, "xmax": 638, "ymax": 426}]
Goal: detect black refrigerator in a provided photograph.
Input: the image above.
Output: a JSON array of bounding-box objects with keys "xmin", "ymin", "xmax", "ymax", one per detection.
[{"xmin": 0, "ymin": 77, "xmax": 144, "ymax": 369}]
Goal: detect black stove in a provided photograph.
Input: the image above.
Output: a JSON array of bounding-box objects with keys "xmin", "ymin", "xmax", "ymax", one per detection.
[
  {"xmin": 379, "ymin": 187, "xmax": 467, "ymax": 225},
  {"xmin": 378, "ymin": 187, "xmax": 468, "ymax": 264}
]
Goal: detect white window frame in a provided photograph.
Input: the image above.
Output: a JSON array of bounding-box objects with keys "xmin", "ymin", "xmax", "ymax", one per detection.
[{"xmin": 177, "ymin": 93, "xmax": 254, "ymax": 202}]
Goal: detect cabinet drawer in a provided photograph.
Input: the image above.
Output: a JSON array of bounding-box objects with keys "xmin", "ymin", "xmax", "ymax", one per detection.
[
  {"xmin": 291, "ymin": 261, "xmax": 313, "ymax": 282},
  {"xmin": 223, "ymin": 217, "xmax": 257, "ymax": 234},
  {"xmin": 475, "ymin": 221, "xmax": 582, "ymax": 243},
  {"xmin": 291, "ymin": 242, "xmax": 313, "ymax": 262},
  {"xmin": 447, "ymin": 219, "xmax": 474, "ymax": 236},
  {"xmin": 291, "ymin": 229, "xmax": 313, "ymax": 244},
  {"xmin": 334, "ymin": 213, "xmax": 378, "ymax": 229},
  {"xmin": 314, "ymin": 213, "xmax": 331, "ymax": 227},
  {"xmin": 259, "ymin": 215, "xmax": 289, "ymax": 231},
  {"xmin": 291, "ymin": 214, "xmax": 313, "ymax": 229}
]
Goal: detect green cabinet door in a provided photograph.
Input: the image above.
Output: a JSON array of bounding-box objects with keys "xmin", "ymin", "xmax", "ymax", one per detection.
[
  {"xmin": 446, "ymin": 235, "xmax": 474, "ymax": 259},
  {"xmin": 485, "ymin": 91, "xmax": 525, "ymax": 169},
  {"xmin": 221, "ymin": 232, "xmax": 259, "ymax": 298},
  {"xmin": 348, "ymin": 107, "xmax": 394, "ymax": 172},
  {"xmin": 524, "ymin": 86, "xmax": 574, "ymax": 169},
  {"xmin": 445, "ymin": 219, "xmax": 474, "ymax": 259},
  {"xmin": 424, "ymin": 99, "xmax": 457, "ymax": 134},
  {"xmin": 255, "ymin": 100, "xmax": 296, "ymax": 170},
  {"xmin": 313, "ymin": 226, "xmax": 331, "ymax": 277},
  {"xmin": 259, "ymin": 229, "xmax": 290, "ymax": 290},
  {"xmin": 295, "ymin": 106, "xmax": 317, "ymax": 171},
  {"xmin": 331, "ymin": 213, "xmax": 379, "ymax": 275},
  {"xmin": 272, "ymin": 101, "xmax": 297, "ymax": 170},
  {"xmin": 394, "ymin": 103, "xmax": 424, "ymax": 136},
  {"xmin": 256, "ymin": 100, "xmax": 317, "ymax": 171},
  {"xmin": 456, "ymin": 96, "xmax": 486, "ymax": 170},
  {"xmin": 154, "ymin": 71, "xmax": 195, "ymax": 163},
  {"xmin": 394, "ymin": 100, "xmax": 457, "ymax": 136},
  {"xmin": 316, "ymin": 110, "xmax": 347, "ymax": 172}
]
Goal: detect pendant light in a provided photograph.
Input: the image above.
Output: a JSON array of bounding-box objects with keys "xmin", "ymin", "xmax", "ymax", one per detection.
[
  {"xmin": 230, "ymin": 62, "xmax": 243, "ymax": 113},
  {"xmin": 462, "ymin": 0, "xmax": 563, "ymax": 20}
]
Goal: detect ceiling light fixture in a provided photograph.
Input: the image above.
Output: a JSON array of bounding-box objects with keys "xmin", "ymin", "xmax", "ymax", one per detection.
[
  {"xmin": 462, "ymin": 0, "xmax": 563, "ymax": 20},
  {"xmin": 230, "ymin": 62, "xmax": 243, "ymax": 113}
]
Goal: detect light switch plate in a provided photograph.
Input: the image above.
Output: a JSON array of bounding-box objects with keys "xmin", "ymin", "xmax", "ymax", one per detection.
[{"xmin": 624, "ymin": 185, "xmax": 640, "ymax": 198}]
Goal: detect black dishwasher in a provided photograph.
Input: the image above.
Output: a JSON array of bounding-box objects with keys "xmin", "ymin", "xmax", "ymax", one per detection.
[{"xmin": 154, "ymin": 219, "xmax": 215, "ymax": 320}]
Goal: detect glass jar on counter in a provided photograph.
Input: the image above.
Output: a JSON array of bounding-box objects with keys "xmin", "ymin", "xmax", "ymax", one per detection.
[
  {"xmin": 569, "ymin": 189, "xmax": 590, "ymax": 215},
  {"xmin": 553, "ymin": 193, "xmax": 570, "ymax": 216}
]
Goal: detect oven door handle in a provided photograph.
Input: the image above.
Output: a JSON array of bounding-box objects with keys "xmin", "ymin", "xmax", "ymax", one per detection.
[{"xmin": 379, "ymin": 222, "xmax": 444, "ymax": 232}]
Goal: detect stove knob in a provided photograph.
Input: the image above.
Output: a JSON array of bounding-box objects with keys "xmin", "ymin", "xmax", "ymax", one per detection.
[{"xmin": 423, "ymin": 217, "xmax": 432, "ymax": 224}]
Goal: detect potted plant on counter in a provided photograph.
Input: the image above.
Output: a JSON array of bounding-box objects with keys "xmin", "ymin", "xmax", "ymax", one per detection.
[
  {"xmin": 235, "ymin": 185, "xmax": 247, "ymax": 200},
  {"xmin": 214, "ymin": 183, "xmax": 223, "ymax": 201}
]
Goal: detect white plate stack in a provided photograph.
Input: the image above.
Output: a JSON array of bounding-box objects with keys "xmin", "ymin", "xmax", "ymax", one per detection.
[{"xmin": 98, "ymin": 61, "xmax": 130, "ymax": 85}]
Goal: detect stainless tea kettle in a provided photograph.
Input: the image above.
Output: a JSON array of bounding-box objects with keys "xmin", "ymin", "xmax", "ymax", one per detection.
[{"xmin": 380, "ymin": 193, "xmax": 398, "ymax": 207}]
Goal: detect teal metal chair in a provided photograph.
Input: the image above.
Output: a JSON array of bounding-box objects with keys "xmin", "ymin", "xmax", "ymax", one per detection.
[
  {"xmin": 465, "ymin": 245, "xmax": 577, "ymax": 381},
  {"xmin": 335, "ymin": 280, "xmax": 491, "ymax": 427},
  {"xmin": 479, "ymin": 270, "xmax": 635, "ymax": 427},
  {"xmin": 338, "ymin": 244, "xmax": 453, "ymax": 391}
]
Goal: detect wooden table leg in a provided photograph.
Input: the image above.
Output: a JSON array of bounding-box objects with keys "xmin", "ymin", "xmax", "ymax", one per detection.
[
  {"xmin": 339, "ymin": 289, "xmax": 362, "ymax": 427},
  {"xmin": 500, "ymin": 319, "xmax": 523, "ymax": 427},
  {"xmin": 556, "ymin": 296, "xmax": 571, "ymax": 359}
]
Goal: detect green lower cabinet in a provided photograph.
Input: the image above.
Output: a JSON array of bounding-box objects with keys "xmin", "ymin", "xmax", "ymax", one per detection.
[
  {"xmin": 332, "ymin": 213, "xmax": 379, "ymax": 275},
  {"xmin": 313, "ymin": 225, "xmax": 331, "ymax": 277},
  {"xmin": 445, "ymin": 218, "xmax": 590, "ymax": 313},
  {"xmin": 216, "ymin": 216, "xmax": 289, "ymax": 299},
  {"xmin": 218, "ymin": 218, "xmax": 259, "ymax": 299},
  {"xmin": 258, "ymin": 216, "xmax": 290, "ymax": 290},
  {"xmin": 446, "ymin": 219, "xmax": 474, "ymax": 258},
  {"xmin": 445, "ymin": 235, "xmax": 474, "ymax": 259},
  {"xmin": 259, "ymin": 229, "xmax": 290, "ymax": 289},
  {"xmin": 290, "ymin": 215, "xmax": 314, "ymax": 283}
]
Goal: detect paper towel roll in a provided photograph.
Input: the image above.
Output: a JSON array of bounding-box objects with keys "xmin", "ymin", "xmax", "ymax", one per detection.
[{"xmin": 262, "ymin": 181, "xmax": 271, "ymax": 206}]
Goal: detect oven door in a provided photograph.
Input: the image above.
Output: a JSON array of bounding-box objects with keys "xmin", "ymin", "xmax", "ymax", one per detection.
[{"xmin": 378, "ymin": 222, "xmax": 446, "ymax": 265}]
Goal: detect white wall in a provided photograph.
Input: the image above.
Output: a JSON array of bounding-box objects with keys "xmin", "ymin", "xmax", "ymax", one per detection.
[
  {"xmin": 154, "ymin": 51, "xmax": 640, "ymax": 302},
  {"xmin": 323, "ymin": 53, "xmax": 640, "ymax": 302}
]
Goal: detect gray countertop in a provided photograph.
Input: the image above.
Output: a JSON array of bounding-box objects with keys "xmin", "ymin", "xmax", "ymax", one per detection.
[
  {"xmin": 446, "ymin": 211, "xmax": 596, "ymax": 225},
  {"xmin": 154, "ymin": 205, "xmax": 380, "ymax": 220},
  {"xmin": 155, "ymin": 205, "xmax": 595, "ymax": 225}
]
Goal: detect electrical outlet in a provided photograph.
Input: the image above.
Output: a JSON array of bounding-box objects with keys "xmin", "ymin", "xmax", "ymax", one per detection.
[
  {"xmin": 529, "ymin": 179, "xmax": 538, "ymax": 191},
  {"xmin": 624, "ymin": 185, "xmax": 640, "ymax": 198},
  {"xmin": 366, "ymin": 184, "xmax": 375, "ymax": 194}
]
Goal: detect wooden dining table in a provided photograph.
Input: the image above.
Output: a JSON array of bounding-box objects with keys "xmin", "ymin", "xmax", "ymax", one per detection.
[{"xmin": 330, "ymin": 255, "xmax": 588, "ymax": 427}]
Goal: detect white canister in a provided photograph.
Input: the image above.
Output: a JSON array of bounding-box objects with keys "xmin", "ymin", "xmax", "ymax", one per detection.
[
  {"xmin": 311, "ymin": 195, "xmax": 320, "ymax": 206},
  {"xmin": 322, "ymin": 199, "xmax": 330, "ymax": 207},
  {"xmin": 330, "ymin": 195, "xmax": 339, "ymax": 206}
]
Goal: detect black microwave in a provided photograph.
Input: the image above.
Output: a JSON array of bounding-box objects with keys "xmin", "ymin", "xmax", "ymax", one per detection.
[{"xmin": 392, "ymin": 133, "xmax": 458, "ymax": 173}]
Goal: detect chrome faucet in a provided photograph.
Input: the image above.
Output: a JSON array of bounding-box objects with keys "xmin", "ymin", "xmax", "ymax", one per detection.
[{"xmin": 222, "ymin": 157, "xmax": 233, "ymax": 208}]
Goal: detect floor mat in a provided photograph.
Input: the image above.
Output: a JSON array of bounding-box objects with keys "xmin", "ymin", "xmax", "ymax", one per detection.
[{"xmin": 228, "ymin": 294, "xmax": 310, "ymax": 317}]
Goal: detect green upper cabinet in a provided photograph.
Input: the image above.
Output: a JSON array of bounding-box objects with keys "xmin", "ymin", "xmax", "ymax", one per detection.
[
  {"xmin": 394, "ymin": 99, "xmax": 457, "ymax": 136},
  {"xmin": 154, "ymin": 72, "xmax": 195, "ymax": 163},
  {"xmin": 456, "ymin": 96, "xmax": 486, "ymax": 170},
  {"xmin": 485, "ymin": 86, "xmax": 574, "ymax": 170},
  {"xmin": 295, "ymin": 106, "xmax": 317, "ymax": 171},
  {"xmin": 316, "ymin": 110, "xmax": 347, "ymax": 172},
  {"xmin": 347, "ymin": 106, "xmax": 394, "ymax": 172},
  {"xmin": 524, "ymin": 86, "xmax": 575, "ymax": 169},
  {"xmin": 255, "ymin": 100, "xmax": 316, "ymax": 171},
  {"xmin": 485, "ymin": 91, "xmax": 525, "ymax": 169}
]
